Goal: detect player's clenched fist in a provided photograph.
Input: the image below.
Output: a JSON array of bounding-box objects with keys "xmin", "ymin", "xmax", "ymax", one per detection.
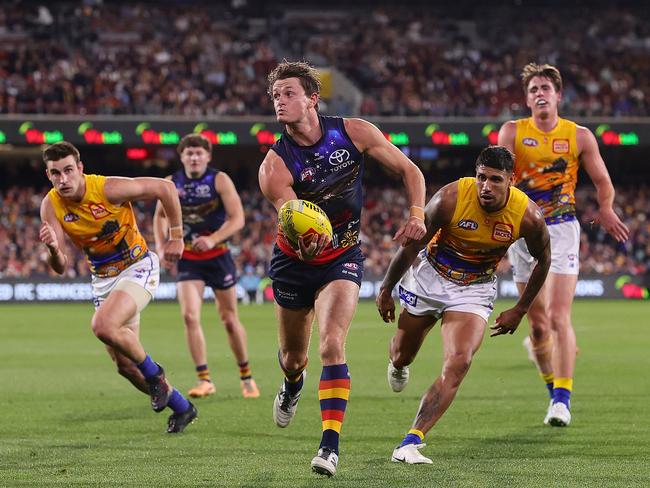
[
  {"xmin": 393, "ymin": 216, "xmax": 427, "ymax": 247},
  {"xmin": 163, "ymin": 238, "xmax": 185, "ymax": 263},
  {"xmin": 40, "ymin": 222, "xmax": 59, "ymax": 251}
]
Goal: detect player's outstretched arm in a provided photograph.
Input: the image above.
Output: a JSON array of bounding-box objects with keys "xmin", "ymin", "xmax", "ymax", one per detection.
[
  {"xmin": 578, "ymin": 126, "xmax": 630, "ymax": 242},
  {"xmin": 39, "ymin": 195, "xmax": 68, "ymax": 274},
  {"xmin": 491, "ymin": 202, "xmax": 551, "ymax": 337},
  {"xmin": 376, "ymin": 183, "xmax": 457, "ymax": 323},
  {"xmin": 105, "ymin": 176, "xmax": 184, "ymax": 263},
  {"xmin": 344, "ymin": 118, "xmax": 426, "ymax": 246}
]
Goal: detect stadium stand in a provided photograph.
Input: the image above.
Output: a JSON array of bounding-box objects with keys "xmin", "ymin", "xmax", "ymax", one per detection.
[{"xmin": 1, "ymin": 1, "xmax": 649, "ymax": 116}]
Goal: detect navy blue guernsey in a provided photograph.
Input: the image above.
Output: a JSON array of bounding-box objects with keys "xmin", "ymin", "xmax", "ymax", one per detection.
[
  {"xmin": 271, "ymin": 115, "xmax": 364, "ymax": 264},
  {"xmin": 171, "ymin": 167, "xmax": 229, "ymax": 260}
]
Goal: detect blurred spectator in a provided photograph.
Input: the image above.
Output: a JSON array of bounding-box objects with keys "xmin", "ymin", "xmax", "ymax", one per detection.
[{"xmin": 1, "ymin": 2, "xmax": 649, "ymax": 117}]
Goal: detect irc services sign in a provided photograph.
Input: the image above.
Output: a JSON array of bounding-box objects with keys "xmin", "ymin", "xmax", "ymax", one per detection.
[{"xmin": 0, "ymin": 274, "xmax": 648, "ymax": 303}]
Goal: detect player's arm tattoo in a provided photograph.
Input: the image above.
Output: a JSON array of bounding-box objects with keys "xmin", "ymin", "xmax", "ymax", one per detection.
[{"xmin": 516, "ymin": 207, "xmax": 551, "ymax": 313}]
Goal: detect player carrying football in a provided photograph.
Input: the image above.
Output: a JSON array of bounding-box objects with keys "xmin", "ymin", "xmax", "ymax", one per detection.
[{"xmin": 258, "ymin": 60, "xmax": 426, "ymax": 476}]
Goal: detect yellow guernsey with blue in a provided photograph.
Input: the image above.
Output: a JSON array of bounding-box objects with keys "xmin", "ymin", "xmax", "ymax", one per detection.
[
  {"xmin": 48, "ymin": 174, "xmax": 148, "ymax": 277},
  {"xmin": 427, "ymin": 177, "xmax": 529, "ymax": 285},
  {"xmin": 513, "ymin": 117, "xmax": 579, "ymax": 225}
]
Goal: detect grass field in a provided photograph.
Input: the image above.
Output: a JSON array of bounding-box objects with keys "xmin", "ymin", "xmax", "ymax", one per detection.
[{"xmin": 1, "ymin": 299, "xmax": 649, "ymax": 487}]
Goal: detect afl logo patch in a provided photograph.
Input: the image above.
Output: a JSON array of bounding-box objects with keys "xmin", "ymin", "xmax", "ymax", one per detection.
[
  {"xmin": 300, "ymin": 167, "xmax": 316, "ymax": 182},
  {"xmin": 458, "ymin": 219, "xmax": 479, "ymax": 230},
  {"xmin": 492, "ymin": 222, "xmax": 514, "ymax": 242},
  {"xmin": 552, "ymin": 139, "xmax": 569, "ymax": 153},
  {"xmin": 329, "ymin": 149, "xmax": 350, "ymax": 166},
  {"xmin": 343, "ymin": 262, "xmax": 359, "ymax": 271},
  {"xmin": 64, "ymin": 212, "xmax": 80, "ymax": 222},
  {"xmin": 522, "ymin": 137, "xmax": 538, "ymax": 147}
]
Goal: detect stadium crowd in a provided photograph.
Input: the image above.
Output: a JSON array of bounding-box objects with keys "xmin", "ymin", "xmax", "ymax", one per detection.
[
  {"xmin": 1, "ymin": 183, "xmax": 647, "ymax": 281},
  {"xmin": 1, "ymin": 2, "xmax": 649, "ymax": 117}
]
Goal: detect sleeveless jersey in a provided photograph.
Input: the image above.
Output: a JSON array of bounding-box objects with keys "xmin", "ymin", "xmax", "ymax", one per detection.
[
  {"xmin": 513, "ymin": 117, "xmax": 579, "ymax": 225},
  {"xmin": 48, "ymin": 174, "xmax": 148, "ymax": 278},
  {"xmin": 271, "ymin": 115, "xmax": 364, "ymax": 264},
  {"xmin": 171, "ymin": 167, "xmax": 229, "ymax": 261},
  {"xmin": 427, "ymin": 177, "xmax": 529, "ymax": 285}
]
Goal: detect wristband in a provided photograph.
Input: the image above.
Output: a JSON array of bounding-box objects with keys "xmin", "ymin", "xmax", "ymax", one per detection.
[
  {"xmin": 169, "ymin": 226, "xmax": 184, "ymax": 240},
  {"xmin": 409, "ymin": 205, "xmax": 425, "ymax": 220}
]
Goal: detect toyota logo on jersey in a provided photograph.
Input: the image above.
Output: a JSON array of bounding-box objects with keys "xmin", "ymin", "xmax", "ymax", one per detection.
[{"xmin": 329, "ymin": 149, "xmax": 350, "ymax": 165}]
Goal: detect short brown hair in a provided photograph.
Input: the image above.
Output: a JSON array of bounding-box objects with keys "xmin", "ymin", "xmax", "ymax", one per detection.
[
  {"xmin": 521, "ymin": 63, "xmax": 563, "ymax": 93},
  {"xmin": 42, "ymin": 141, "xmax": 80, "ymax": 165},
  {"xmin": 267, "ymin": 60, "xmax": 321, "ymax": 99},
  {"xmin": 177, "ymin": 133, "xmax": 212, "ymax": 155}
]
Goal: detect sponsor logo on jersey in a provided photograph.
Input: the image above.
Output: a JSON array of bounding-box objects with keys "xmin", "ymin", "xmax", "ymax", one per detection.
[
  {"xmin": 329, "ymin": 149, "xmax": 350, "ymax": 166},
  {"xmin": 63, "ymin": 212, "xmax": 80, "ymax": 222},
  {"xmin": 88, "ymin": 203, "xmax": 109, "ymax": 220},
  {"xmin": 492, "ymin": 222, "xmax": 514, "ymax": 242},
  {"xmin": 552, "ymin": 139, "xmax": 569, "ymax": 153},
  {"xmin": 398, "ymin": 285, "xmax": 418, "ymax": 307},
  {"xmin": 130, "ymin": 245, "xmax": 144, "ymax": 259},
  {"xmin": 300, "ymin": 167, "xmax": 316, "ymax": 182},
  {"xmin": 522, "ymin": 137, "xmax": 538, "ymax": 147},
  {"xmin": 195, "ymin": 184, "xmax": 211, "ymax": 196},
  {"xmin": 458, "ymin": 219, "xmax": 479, "ymax": 230}
]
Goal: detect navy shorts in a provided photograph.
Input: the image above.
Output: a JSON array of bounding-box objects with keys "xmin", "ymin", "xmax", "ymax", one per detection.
[
  {"xmin": 177, "ymin": 252, "xmax": 237, "ymax": 290},
  {"xmin": 269, "ymin": 245, "xmax": 365, "ymax": 309}
]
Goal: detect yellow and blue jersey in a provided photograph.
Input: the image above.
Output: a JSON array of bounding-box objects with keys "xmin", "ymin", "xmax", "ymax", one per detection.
[
  {"xmin": 427, "ymin": 177, "xmax": 528, "ymax": 285},
  {"xmin": 48, "ymin": 174, "xmax": 148, "ymax": 277},
  {"xmin": 513, "ymin": 117, "xmax": 579, "ymax": 225}
]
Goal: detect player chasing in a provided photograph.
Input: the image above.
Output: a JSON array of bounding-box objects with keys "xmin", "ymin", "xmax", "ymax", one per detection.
[
  {"xmin": 498, "ymin": 63, "xmax": 629, "ymax": 426},
  {"xmin": 39, "ymin": 141, "xmax": 197, "ymax": 433},
  {"xmin": 259, "ymin": 60, "xmax": 426, "ymax": 476},
  {"xmin": 154, "ymin": 134, "xmax": 259, "ymax": 399},
  {"xmin": 376, "ymin": 146, "xmax": 551, "ymax": 464}
]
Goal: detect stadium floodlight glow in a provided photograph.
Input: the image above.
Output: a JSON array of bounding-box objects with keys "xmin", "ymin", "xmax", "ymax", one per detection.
[
  {"xmin": 425, "ymin": 124, "xmax": 469, "ymax": 146},
  {"xmin": 595, "ymin": 125, "xmax": 639, "ymax": 146},
  {"xmin": 77, "ymin": 122, "xmax": 123, "ymax": 144},
  {"xmin": 482, "ymin": 124, "xmax": 499, "ymax": 145},
  {"xmin": 135, "ymin": 122, "xmax": 180, "ymax": 145},
  {"xmin": 383, "ymin": 132, "xmax": 409, "ymax": 145},
  {"xmin": 19, "ymin": 122, "xmax": 63, "ymax": 144},
  {"xmin": 249, "ymin": 123, "xmax": 280, "ymax": 145},
  {"xmin": 193, "ymin": 123, "xmax": 238, "ymax": 145}
]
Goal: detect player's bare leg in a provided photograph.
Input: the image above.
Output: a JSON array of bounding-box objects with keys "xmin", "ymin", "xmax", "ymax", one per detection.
[
  {"xmin": 178, "ymin": 280, "xmax": 215, "ymax": 398},
  {"xmin": 388, "ymin": 310, "xmax": 437, "ymax": 392},
  {"xmin": 105, "ymin": 318, "xmax": 148, "ymax": 394},
  {"xmin": 392, "ymin": 312, "xmax": 485, "ymax": 464},
  {"xmin": 544, "ymin": 272, "xmax": 578, "ymax": 426},
  {"xmin": 517, "ymin": 281, "xmax": 554, "ymax": 396},
  {"xmin": 94, "ymin": 287, "xmax": 195, "ymax": 426},
  {"xmin": 215, "ymin": 286, "xmax": 259, "ymax": 397},
  {"xmin": 310, "ymin": 279, "xmax": 359, "ymax": 476},
  {"xmin": 273, "ymin": 304, "xmax": 314, "ymax": 427}
]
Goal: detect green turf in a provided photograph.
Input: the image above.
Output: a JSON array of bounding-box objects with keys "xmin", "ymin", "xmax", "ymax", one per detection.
[{"xmin": 0, "ymin": 300, "xmax": 648, "ymax": 487}]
